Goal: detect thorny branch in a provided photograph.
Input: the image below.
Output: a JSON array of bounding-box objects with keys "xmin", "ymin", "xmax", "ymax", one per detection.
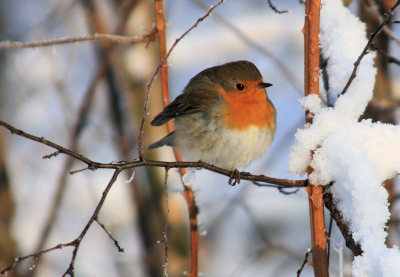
[{"xmin": 340, "ymin": 0, "xmax": 400, "ymax": 96}]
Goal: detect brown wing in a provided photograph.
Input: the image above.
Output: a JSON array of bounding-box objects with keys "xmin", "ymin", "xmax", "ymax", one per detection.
[
  {"xmin": 150, "ymin": 95, "xmax": 205, "ymax": 126},
  {"xmin": 148, "ymin": 131, "xmax": 176, "ymax": 149},
  {"xmin": 150, "ymin": 73, "xmax": 221, "ymax": 126}
]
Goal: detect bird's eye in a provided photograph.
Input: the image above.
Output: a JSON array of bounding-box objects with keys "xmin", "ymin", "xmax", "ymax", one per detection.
[{"xmin": 236, "ymin": 84, "xmax": 245, "ymax": 90}]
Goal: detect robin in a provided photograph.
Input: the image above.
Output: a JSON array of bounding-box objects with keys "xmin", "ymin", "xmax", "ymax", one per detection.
[{"xmin": 149, "ymin": 60, "xmax": 276, "ymax": 175}]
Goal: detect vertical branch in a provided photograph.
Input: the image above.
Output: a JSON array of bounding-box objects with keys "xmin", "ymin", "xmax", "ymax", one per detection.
[
  {"xmin": 161, "ymin": 168, "xmax": 170, "ymax": 277},
  {"xmin": 0, "ymin": 135, "xmax": 19, "ymax": 277},
  {"xmin": 303, "ymin": 0, "xmax": 329, "ymax": 276},
  {"xmin": 304, "ymin": 0, "xmax": 321, "ymax": 100},
  {"xmin": 154, "ymin": 1, "xmax": 199, "ymax": 276},
  {"xmin": 182, "ymin": 187, "xmax": 199, "ymax": 276},
  {"xmin": 154, "ymin": 0, "xmax": 187, "ymax": 175}
]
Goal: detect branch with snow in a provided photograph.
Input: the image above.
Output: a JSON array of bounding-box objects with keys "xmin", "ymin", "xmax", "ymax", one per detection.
[{"xmin": 288, "ymin": 0, "xmax": 400, "ymax": 276}]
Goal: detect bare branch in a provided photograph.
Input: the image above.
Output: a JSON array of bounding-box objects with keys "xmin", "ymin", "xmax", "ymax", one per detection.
[
  {"xmin": 95, "ymin": 218, "xmax": 126, "ymax": 253},
  {"xmin": 0, "ymin": 32, "xmax": 158, "ymax": 49},
  {"xmin": 361, "ymin": 0, "xmax": 400, "ymax": 46},
  {"xmin": 0, "ymin": 241, "xmax": 77, "ymax": 276},
  {"xmin": 371, "ymin": 42, "xmax": 400, "ymax": 65},
  {"xmin": 297, "ymin": 249, "xmax": 311, "ymax": 277},
  {"xmin": 42, "ymin": 151, "xmax": 60, "ymax": 159},
  {"xmin": 159, "ymin": 168, "xmax": 170, "ymax": 277},
  {"xmin": 0, "ymin": 120, "xmax": 307, "ymax": 188},
  {"xmin": 267, "ymin": 0, "xmax": 289, "ymax": 14},
  {"xmin": 324, "ymin": 191, "xmax": 363, "ymax": 256},
  {"xmin": 0, "ymin": 120, "xmax": 96, "ymax": 167},
  {"xmin": 252, "ymin": 181, "xmax": 303, "ymax": 194},
  {"xmin": 0, "ymin": 164, "xmax": 122, "ymax": 276},
  {"xmin": 340, "ymin": 0, "xmax": 400, "ymax": 96},
  {"xmin": 327, "ymin": 215, "xmax": 334, "ymax": 265},
  {"xmin": 61, "ymin": 169, "xmax": 122, "ymax": 277}
]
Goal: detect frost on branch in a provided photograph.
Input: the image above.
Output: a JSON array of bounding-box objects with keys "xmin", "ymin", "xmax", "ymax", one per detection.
[{"xmin": 288, "ymin": 0, "xmax": 400, "ymax": 276}]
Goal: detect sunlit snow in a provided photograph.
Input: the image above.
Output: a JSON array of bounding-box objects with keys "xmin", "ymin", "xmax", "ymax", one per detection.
[{"xmin": 288, "ymin": 0, "xmax": 400, "ymax": 276}]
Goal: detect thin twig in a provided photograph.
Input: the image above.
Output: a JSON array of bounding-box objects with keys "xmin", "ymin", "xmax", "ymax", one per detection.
[
  {"xmin": 0, "ymin": 119, "xmax": 307, "ymax": 188},
  {"xmin": 297, "ymin": 249, "xmax": 312, "ymax": 277},
  {"xmin": 324, "ymin": 191, "xmax": 363, "ymax": 256},
  {"xmin": 327, "ymin": 215, "xmax": 333, "ymax": 266},
  {"xmin": 0, "ymin": 170, "xmax": 122, "ymax": 276},
  {"xmin": 267, "ymin": 0, "xmax": 289, "ymax": 14},
  {"xmin": 371, "ymin": 42, "xmax": 400, "ymax": 65},
  {"xmin": 0, "ymin": 241, "xmax": 77, "ymax": 276},
  {"xmin": 42, "ymin": 151, "xmax": 60, "ymax": 159},
  {"xmin": 0, "ymin": 32, "xmax": 157, "ymax": 49},
  {"xmin": 340, "ymin": 0, "xmax": 400, "ymax": 96},
  {"xmin": 61, "ymin": 169, "xmax": 122, "ymax": 277},
  {"xmin": 252, "ymin": 181, "xmax": 302, "ymax": 194},
  {"xmin": 26, "ymin": 61, "xmax": 109, "ymax": 277},
  {"xmin": 362, "ymin": 0, "xmax": 400, "ymax": 46},
  {"xmin": 95, "ymin": 217, "xmax": 126, "ymax": 253},
  {"xmin": 160, "ymin": 168, "xmax": 170, "ymax": 277}
]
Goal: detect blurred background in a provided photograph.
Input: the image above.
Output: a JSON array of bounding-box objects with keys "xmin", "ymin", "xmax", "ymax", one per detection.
[{"xmin": 0, "ymin": 0, "xmax": 399, "ymax": 276}]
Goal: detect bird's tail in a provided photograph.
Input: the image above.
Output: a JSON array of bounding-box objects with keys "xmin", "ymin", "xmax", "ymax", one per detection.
[{"xmin": 148, "ymin": 131, "xmax": 175, "ymax": 149}]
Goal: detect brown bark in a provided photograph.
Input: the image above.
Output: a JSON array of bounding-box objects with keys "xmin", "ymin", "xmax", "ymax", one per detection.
[
  {"xmin": 154, "ymin": 1, "xmax": 200, "ymax": 275},
  {"xmin": 303, "ymin": 0, "xmax": 329, "ymax": 276},
  {"xmin": 0, "ymin": 132, "xmax": 19, "ymax": 277}
]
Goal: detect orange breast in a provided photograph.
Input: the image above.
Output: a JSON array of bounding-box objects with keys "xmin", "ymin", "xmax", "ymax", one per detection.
[{"xmin": 215, "ymin": 81, "xmax": 276, "ymax": 131}]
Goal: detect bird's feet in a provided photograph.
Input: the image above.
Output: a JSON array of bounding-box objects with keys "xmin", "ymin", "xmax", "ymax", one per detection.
[{"xmin": 228, "ymin": 169, "xmax": 241, "ymax": 186}]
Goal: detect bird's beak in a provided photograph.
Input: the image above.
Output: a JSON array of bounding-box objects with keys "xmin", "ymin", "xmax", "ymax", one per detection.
[{"xmin": 258, "ymin": 82, "xmax": 273, "ymax": 88}]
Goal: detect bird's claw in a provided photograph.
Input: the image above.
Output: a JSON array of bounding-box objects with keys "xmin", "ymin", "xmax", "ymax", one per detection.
[{"xmin": 228, "ymin": 169, "xmax": 241, "ymax": 186}]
